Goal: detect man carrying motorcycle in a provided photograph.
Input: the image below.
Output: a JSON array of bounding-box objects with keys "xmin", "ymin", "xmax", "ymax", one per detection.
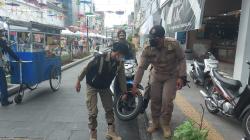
[
  {"xmin": 113, "ymin": 30, "xmax": 137, "ymax": 99},
  {"xmin": 132, "ymin": 25, "xmax": 187, "ymax": 139},
  {"xmin": 0, "ymin": 21, "xmax": 19, "ymax": 106},
  {"xmin": 75, "ymin": 42, "xmax": 128, "ymax": 140}
]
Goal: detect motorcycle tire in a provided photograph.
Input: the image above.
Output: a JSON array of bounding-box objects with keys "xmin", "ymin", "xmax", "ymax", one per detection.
[
  {"xmin": 243, "ymin": 110, "xmax": 250, "ymax": 138},
  {"xmin": 114, "ymin": 93, "xmax": 143, "ymax": 121}
]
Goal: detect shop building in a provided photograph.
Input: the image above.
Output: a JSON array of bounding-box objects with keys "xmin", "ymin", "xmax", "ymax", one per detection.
[{"xmin": 134, "ymin": 0, "xmax": 250, "ymax": 86}]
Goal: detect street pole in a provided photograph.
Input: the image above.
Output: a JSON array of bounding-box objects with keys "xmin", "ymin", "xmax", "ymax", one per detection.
[
  {"xmin": 105, "ymin": 28, "xmax": 107, "ymax": 47},
  {"xmin": 87, "ymin": 16, "xmax": 89, "ymax": 52}
]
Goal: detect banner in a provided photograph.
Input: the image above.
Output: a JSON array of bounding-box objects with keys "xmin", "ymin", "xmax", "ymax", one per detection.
[{"xmin": 161, "ymin": 0, "xmax": 205, "ymax": 33}]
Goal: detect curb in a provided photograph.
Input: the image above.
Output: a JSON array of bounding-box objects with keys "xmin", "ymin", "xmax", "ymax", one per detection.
[
  {"xmin": 61, "ymin": 55, "xmax": 93, "ymax": 71},
  {"xmin": 7, "ymin": 48, "xmax": 110, "ymax": 97}
]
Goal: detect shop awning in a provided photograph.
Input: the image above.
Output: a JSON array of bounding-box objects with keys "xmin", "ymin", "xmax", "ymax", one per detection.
[
  {"xmin": 75, "ymin": 31, "xmax": 87, "ymax": 36},
  {"xmin": 61, "ymin": 29, "xmax": 75, "ymax": 35}
]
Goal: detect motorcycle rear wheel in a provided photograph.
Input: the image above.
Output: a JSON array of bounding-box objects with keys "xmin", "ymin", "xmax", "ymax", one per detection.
[
  {"xmin": 114, "ymin": 92, "xmax": 143, "ymax": 121},
  {"xmin": 243, "ymin": 110, "xmax": 250, "ymax": 138}
]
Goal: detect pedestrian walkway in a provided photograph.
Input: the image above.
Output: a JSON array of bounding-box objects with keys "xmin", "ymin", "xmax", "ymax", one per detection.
[
  {"xmin": 143, "ymin": 67, "xmax": 244, "ymax": 140},
  {"xmin": 134, "ymin": 47, "xmax": 243, "ymax": 140}
]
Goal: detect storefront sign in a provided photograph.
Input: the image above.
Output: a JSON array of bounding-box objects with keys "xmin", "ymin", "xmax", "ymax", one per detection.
[{"xmin": 161, "ymin": 0, "xmax": 205, "ymax": 33}]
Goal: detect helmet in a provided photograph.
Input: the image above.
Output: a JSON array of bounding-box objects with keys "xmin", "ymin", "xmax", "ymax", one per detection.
[
  {"xmin": 112, "ymin": 42, "xmax": 129, "ymax": 55},
  {"xmin": 117, "ymin": 29, "xmax": 126, "ymax": 39}
]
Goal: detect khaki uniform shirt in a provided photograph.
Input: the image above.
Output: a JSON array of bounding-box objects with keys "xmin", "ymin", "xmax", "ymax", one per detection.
[
  {"xmin": 78, "ymin": 52, "xmax": 127, "ymax": 93},
  {"xmin": 134, "ymin": 37, "xmax": 187, "ymax": 85}
]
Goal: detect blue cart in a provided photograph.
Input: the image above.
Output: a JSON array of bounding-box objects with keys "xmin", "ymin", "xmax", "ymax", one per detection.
[{"xmin": 7, "ymin": 21, "xmax": 63, "ymax": 104}]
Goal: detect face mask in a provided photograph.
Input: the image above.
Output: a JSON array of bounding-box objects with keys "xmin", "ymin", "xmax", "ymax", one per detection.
[{"xmin": 149, "ymin": 39, "xmax": 158, "ymax": 47}]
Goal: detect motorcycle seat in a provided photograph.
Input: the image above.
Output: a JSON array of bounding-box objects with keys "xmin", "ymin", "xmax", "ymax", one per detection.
[{"xmin": 212, "ymin": 70, "xmax": 242, "ymax": 91}]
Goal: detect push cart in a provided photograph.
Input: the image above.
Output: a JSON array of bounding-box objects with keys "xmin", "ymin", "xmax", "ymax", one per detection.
[{"xmin": 7, "ymin": 21, "xmax": 63, "ymax": 104}]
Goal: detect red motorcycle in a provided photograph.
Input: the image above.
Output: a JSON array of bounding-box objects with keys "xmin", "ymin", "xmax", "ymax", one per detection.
[{"xmin": 200, "ymin": 61, "xmax": 250, "ymax": 138}]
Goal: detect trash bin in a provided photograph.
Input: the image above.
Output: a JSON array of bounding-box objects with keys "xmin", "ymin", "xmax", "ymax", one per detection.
[{"xmin": 185, "ymin": 49, "xmax": 193, "ymax": 60}]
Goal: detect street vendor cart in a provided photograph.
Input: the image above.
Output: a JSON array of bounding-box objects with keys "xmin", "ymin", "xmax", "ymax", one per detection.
[{"xmin": 7, "ymin": 20, "xmax": 63, "ymax": 104}]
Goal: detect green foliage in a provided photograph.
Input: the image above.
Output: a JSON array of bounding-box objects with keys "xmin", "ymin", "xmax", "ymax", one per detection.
[
  {"xmin": 127, "ymin": 35, "xmax": 132, "ymax": 43},
  {"xmin": 173, "ymin": 120, "xmax": 208, "ymax": 140}
]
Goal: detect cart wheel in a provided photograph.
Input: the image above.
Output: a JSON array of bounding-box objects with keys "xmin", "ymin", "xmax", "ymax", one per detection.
[
  {"xmin": 49, "ymin": 66, "xmax": 61, "ymax": 91},
  {"xmin": 14, "ymin": 94, "xmax": 23, "ymax": 104},
  {"xmin": 26, "ymin": 84, "xmax": 38, "ymax": 90}
]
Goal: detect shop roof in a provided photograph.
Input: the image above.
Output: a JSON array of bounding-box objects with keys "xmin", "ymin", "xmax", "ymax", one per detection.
[{"xmin": 6, "ymin": 19, "xmax": 64, "ymax": 34}]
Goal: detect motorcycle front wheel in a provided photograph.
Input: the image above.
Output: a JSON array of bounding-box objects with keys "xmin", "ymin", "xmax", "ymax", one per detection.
[
  {"xmin": 243, "ymin": 110, "xmax": 250, "ymax": 138},
  {"xmin": 114, "ymin": 92, "xmax": 143, "ymax": 121}
]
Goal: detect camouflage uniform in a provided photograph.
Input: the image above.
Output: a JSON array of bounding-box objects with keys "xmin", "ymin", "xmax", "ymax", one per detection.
[{"xmin": 133, "ymin": 37, "xmax": 186, "ymax": 126}]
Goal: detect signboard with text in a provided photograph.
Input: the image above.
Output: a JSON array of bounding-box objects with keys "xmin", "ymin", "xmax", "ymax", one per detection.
[{"xmin": 161, "ymin": 0, "xmax": 206, "ymax": 33}]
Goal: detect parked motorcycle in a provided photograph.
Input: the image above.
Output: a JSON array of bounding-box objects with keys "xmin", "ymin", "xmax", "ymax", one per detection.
[
  {"xmin": 200, "ymin": 61, "xmax": 250, "ymax": 138},
  {"xmin": 190, "ymin": 52, "xmax": 218, "ymax": 91},
  {"xmin": 112, "ymin": 59, "xmax": 144, "ymax": 121}
]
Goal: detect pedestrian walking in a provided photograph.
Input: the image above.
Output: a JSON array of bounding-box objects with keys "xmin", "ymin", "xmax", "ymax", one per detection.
[
  {"xmin": 0, "ymin": 21, "xmax": 20, "ymax": 106},
  {"xmin": 75, "ymin": 42, "xmax": 129, "ymax": 140},
  {"xmin": 132, "ymin": 25, "xmax": 187, "ymax": 139},
  {"xmin": 78, "ymin": 37, "xmax": 84, "ymax": 53}
]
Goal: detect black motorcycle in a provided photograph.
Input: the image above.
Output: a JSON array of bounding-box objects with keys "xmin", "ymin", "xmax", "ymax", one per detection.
[
  {"xmin": 112, "ymin": 59, "xmax": 144, "ymax": 121},
  {"xmin": 200, "ymin": 61, "xmax": 250, "ymax": 138}
]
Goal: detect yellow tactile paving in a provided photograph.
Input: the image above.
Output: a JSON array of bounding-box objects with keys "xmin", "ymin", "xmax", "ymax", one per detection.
[{"xmin": 175, "ymin": 93, "xmax": 224, "ymax": 140}]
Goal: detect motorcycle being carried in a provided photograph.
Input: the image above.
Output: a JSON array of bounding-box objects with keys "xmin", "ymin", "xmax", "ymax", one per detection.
[
  {"xmin": 112, "ymin": 59, "xmax": 144, "ymax": 121},
  {"xmin": 190, "ymin": 52, "xmax": 218, "ymax": 91},
  {"xmin": 200, "ymin": 61, "xmax": 250, "ymax": 138}
]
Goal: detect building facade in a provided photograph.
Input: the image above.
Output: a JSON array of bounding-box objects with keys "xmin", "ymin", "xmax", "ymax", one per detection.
[{"xmin": 0, "ymin": 0, "xmax": 65, "ymax": 27}]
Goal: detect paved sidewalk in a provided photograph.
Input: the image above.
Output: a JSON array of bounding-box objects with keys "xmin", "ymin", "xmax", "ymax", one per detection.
[{"xmin": 135, "ymin": 47, "xmax": 244, "ymax": 140}]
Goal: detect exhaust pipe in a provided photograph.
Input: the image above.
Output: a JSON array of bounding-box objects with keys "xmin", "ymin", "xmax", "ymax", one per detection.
[{"xmin": 200, "ymin": 90, "xmax": 208, "ymax": 98}]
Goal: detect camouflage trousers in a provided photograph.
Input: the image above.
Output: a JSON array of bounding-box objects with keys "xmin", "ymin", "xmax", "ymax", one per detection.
[
  {"xmin": 86, "ymin": 84, "xmax": 114, "ymax": 130},
  {"xmin": 150, "ymin": 72, "xmax": 177, "ymax": 126}
]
